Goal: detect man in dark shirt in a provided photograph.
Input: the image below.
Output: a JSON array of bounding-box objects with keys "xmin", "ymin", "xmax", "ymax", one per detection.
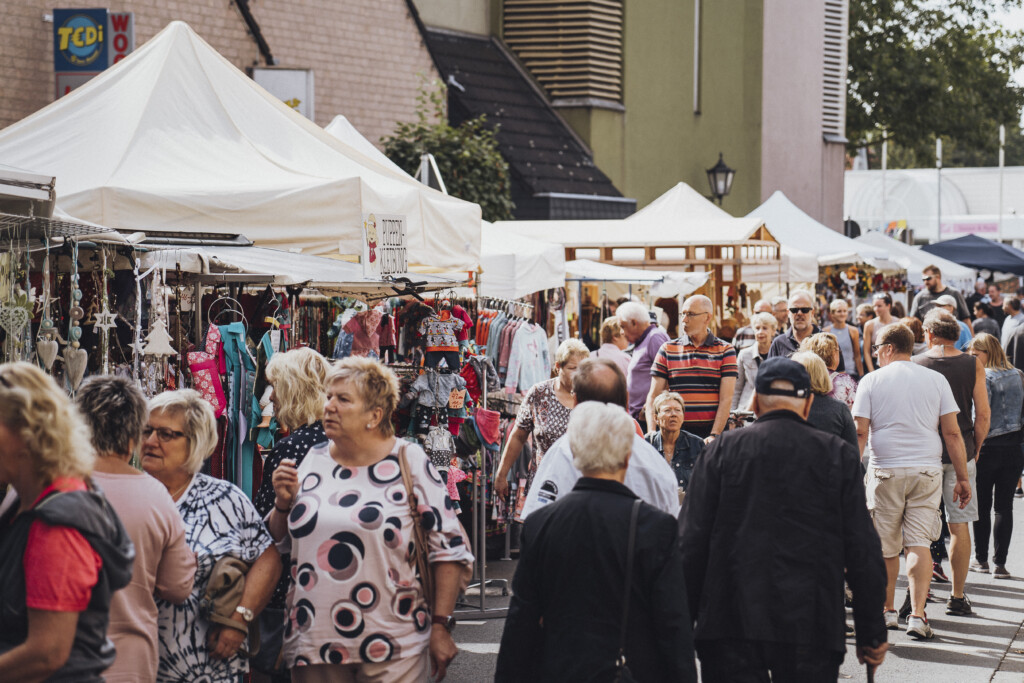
[
  {"xmin": 909, "ymin": 264, "xmax": 971, "ymax": 324},
  {"xmin": 768, "ymin": 290, "xmax": 845, "ymax": 372},
  {"xmin": 679, "ymin": 358, "xmax": 888, "ymax": 680}
]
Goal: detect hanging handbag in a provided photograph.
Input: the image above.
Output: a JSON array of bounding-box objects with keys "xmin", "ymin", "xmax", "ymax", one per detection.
[
  {"xmin": 397, "ymin": 442, "xmax": 434, "ymax": 608},
  {"xmin": 612, "ymin": 499, "xmax": 642, "ymax": 683}
]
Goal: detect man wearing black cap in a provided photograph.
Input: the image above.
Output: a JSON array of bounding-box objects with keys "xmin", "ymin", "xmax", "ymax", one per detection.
[{"xmin": 679, "ymin": 357, "xmax": 888, "ymax": 680}]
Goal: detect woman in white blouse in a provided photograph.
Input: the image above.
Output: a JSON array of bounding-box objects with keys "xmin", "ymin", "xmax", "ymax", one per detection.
[
  {"xmin": 732, "ymin": 312, "xmax": 777, "ymax": 411},
  {"xmin": 268, "ymin": 357, "xmax": 473, "ymax": 682}
]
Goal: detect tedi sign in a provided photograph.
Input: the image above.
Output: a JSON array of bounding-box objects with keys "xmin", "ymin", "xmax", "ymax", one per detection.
[{"xmin": 53, "ymin": 9, "xmax": 134, "ymax": 97}]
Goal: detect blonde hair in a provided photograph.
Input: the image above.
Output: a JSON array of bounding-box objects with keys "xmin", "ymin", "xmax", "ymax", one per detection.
[
  {"xmin": 569, "ymin": 402, "xmax": 634, "ymax": 475},
  {"xmin": 800, "ymin": 332, "xmax": 840, "ymax": 368},
  {"xmin": 555, "ymin": 338, "xmax": 590, "ymax": 367},
  {"xmin": 967, "ymin": 332, "xmax": 1014, "ymax": 371},
  {"xmin": 148, "ymin": 389, "xmax": 218, "ymax": 475},
  {"xmin": 599, "ymin": 317, "xmax": 624, "ymax": 345},
  {"xmin": 325, "ymin": 357, "xmax": 399, "ymax": 437},
  {"xmin": 750, "ymin": 312, "xmax": 777, "ymax": 330},
  {"xmin": 0, "ymin": 362, "xmax": 94, "ymax": 482},
  {"xmin": 791, "ymin": 351, "xmax": 833, "ymax": 395},
  {"xmin": 266, "ymin": 348, "xmax": 332, "ymax": 431},
  {"xmin": 653, "ymin": 391, "xmax": 685, "ymax": 417},
  {"xmin": 829, "ymin": 298, "xmax": 850, "ymax": 312}
]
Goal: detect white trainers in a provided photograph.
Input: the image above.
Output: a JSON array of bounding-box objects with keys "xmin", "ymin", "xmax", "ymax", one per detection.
[
  {"xmin": 884, "ymin": 609, "xmax": 899, "ymax": 630},
  {"xmin": 907, "ymin": 615, "xmax": 934, "ymax": 640}
]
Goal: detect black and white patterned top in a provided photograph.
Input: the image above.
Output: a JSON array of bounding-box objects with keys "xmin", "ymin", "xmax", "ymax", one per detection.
[
  {"xmin": 155, "ymin": 473, "xmax": 273, "ymax": 683},
  {"xmin": 253, "ymin": 421, "xmax": 327, "ymax": 608},
  {"xmin": 514, "ymin": 378, "xmax": 573, "ymax": 464}
]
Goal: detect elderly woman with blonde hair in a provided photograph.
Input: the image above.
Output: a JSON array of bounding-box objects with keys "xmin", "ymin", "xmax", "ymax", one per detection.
[
  {"xmin": 143, "ymin": 389, "xmax": 280, "ymax": 683},
  {"xmin": 251, "ymin": 347, "xmax": 332, "ymax": 681},
  {"xmin": 789, "ymin": 352, "xmax": 858, "ymax": 450},
  {"xmin": 495, "ymin": 338, "xmax": 591, "ymax": 500},
  {"xmin": 0, "ymin": 362, "xmax": 134, "ymax": 682},
  {"xmin": 733, "ymin": 312, "xmax": 777, "ymax": 411},
  {"xmin": 800, "ymin": 332, "xmax": 858, "ymax": 409},
  {"xmin": 268, "ymin": 357, "xmax": 473, "ymax": 682},
  {"xmin": 645, "ymin": 392, "xmax": 705, "ymax": 496}
]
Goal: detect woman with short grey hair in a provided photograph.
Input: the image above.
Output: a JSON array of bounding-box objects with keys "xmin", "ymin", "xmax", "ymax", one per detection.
[{"xmin": 144, "ymin": 389, "xmax": 280, "ymax": 683}]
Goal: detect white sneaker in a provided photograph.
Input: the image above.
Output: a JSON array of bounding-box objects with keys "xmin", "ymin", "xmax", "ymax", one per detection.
[
  {"xmin": 884, "ymin": 610, "xmax": 899, "ymax": 630},
  {"xmin": 907, "ymin": 615, "xmax": 934, "ymax": 640}
]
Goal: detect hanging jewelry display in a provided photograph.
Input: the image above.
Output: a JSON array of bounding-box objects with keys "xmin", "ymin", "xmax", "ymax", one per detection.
[
  {"xmin": 142, "ymin": 267, "xmax": 177, "ymax": 395},
  {"xmin": 92, "ymin": 248, "xmax": 118, "ymax": 374},
  {"xmin": 131, "ymin": 252, "xmax": 147, "ymax": 381},
  {"xmin": 35, "ymin": 239, "xmax": 60, "ymax": 371},
  {"xmin": 0, "ymin": 231, "xmax": 33, "ymax": 363},
  {"xmin": 63, "ymin": 240, "xmax": 89, "ymax": 392}
]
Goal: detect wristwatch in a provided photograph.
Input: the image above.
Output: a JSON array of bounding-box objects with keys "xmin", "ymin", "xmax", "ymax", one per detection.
[
  {"xmin": 235, "ymin": 605, "xmax": 255, "ymax": 623},
  {"xmin": 431, "ymin": 614, "xmax": 456, "ymax": 633}
]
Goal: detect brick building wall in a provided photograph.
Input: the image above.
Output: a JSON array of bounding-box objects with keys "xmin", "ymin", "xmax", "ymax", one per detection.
[{"xmin": 1, "ymin": 0, "xmax": 439, "ymax": 149}]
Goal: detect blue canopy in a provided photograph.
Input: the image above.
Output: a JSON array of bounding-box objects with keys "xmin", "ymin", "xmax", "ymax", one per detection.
[{"xmin": 920, "ymin": 234, "xmax": 1024, "ymax": 276}]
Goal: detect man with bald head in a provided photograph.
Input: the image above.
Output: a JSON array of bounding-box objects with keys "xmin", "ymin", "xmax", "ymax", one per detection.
[{"xmin": 646, "ymin": 295, "xmax": 737, "ymax": 441}]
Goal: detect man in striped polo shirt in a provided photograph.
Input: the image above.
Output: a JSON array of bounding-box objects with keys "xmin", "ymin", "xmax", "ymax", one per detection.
[{"xmin": 646, "ymin": 295, "xmax": 737, "ymax": 441}]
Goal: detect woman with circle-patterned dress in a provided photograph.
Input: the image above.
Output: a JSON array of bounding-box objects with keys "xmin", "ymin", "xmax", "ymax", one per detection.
[{"xmin": 267, "ymin": 357, "xmax": 473, "ymax": 683}]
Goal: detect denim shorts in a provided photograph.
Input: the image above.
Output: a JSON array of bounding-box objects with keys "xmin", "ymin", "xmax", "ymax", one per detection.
[{"xmin": 942, "ymin": 459, "xmax": 980, "ymax": 524}]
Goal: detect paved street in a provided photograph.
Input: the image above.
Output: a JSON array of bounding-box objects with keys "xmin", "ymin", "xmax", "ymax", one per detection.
[{"xmin": 448, "ymin": 497, "xmax": 1024, "ymax": 682}]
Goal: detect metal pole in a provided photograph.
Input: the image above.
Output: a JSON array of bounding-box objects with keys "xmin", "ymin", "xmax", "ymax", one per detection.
[
  {"xmin": 881, "ymin": 132, "xmax": 887, "ymax": 233},
  {"xmin": 1000, "ymin": 124, "xmax": 1006, "ymax": 242},
  {"xmin": 936, "ymin": 137, "xmax": 943, "ymax": 240}
]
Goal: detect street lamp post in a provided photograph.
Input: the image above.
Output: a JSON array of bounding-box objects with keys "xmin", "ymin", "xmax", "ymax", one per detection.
[{"xmin": 706, "ymin": 153, "xmax": 735, "ymax": 205}]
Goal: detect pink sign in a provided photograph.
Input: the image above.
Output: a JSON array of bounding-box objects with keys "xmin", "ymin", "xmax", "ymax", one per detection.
[{"xmin": 940, "ymin": 221, "xmax": 998, "ymax": 235}]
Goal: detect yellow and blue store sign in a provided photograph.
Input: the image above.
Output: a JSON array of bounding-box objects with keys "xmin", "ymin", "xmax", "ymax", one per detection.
[{"xmin": 53, "ymin": 8, "xmax": 108, "ymax": 71}]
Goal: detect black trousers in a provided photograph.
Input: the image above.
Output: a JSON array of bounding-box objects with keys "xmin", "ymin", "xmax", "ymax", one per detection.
[
  {"xmin": 698, "ymin": 640, "xmax": 844, "ymax": 683},
  {"xmin": 974, "ymin": 442, "xmax": 1024, "ymax": 565}
]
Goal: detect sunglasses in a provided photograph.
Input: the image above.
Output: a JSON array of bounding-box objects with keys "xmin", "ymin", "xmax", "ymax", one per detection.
[
  {"xmin": 788, "ymin": 307, "xmax": 813, "ymax": 314},
  {"xmin": 922, "ymin": 276, "xmax": 934, "ymax": 282},
  {"xmin": 142, "ymin": 425, "xmax": 187, "ymax": 443}
]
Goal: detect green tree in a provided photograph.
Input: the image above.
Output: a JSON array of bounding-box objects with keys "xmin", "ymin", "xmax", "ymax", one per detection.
[
  {"xmin": 848, "ymin": 0, "xmax": 1024, "ymax": 168},
  {"xmin": 383, "ymin": 80, "xmax": 514, "ymax": 222}
]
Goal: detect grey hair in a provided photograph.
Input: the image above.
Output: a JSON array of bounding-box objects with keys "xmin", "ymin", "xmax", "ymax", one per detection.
[
  {"xmin": 555, "ymin": 338, "xmax": 590, "ymax": 367},
  {"xmin": 569, "ymin": 402, "xmax": 634, "ymax": 475},
  {"xmin": 76, "ymin": 375, "xmax": 148, "ymax": 458},
  {"xmin": 751, "ymin": 312, "xmax": 778, "ymax": 330},
  {"xmin": 653, "ymin": 391, "xmax": 685, "ymax": 416},
  {"xmin": 684, "ymin": 294, "xmax": 713, "ymax": 312},
  {"xmin": 923, "ymin": 309, "xmax": 961, "ymax": 342},
  {"xmin": 148, "ymin": 389, "xmax": 218, "ymax": 474},
  {"xmin": 616, "ymin": 301, "xmax": 650, "ymax": 325},
  {"xmin": 770, "ymin": 296, "xmax": 788, "ymax": 307},
  {"xmin": 753, "ymin": 299, "xmax": 773, "ymax": 313},
  {"xmin": 788, "ymin": 289, "xmax": 815, "ymax": 306}
]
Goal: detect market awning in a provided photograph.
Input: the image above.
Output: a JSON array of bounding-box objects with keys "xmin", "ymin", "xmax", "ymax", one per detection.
[
  {"xmin": 566, "ymin": 259, "xmax": 709, "ymax": 298},
  {"xmin": 856, "ymin": 231, "xmax": 977, "ymax": 288},
  {"xmin": 480, "ymin": 222, "xmax": 565, "ymax": 299},
  {"xmin": 141, "ymin": 245, "xmax": 464, "ymax": 301},
  {"xmin": 920, "ymin": 234, "xmax": 1024, "ymax": 277}
]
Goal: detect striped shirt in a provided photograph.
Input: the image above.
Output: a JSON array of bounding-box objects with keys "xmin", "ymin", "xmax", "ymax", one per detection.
[{"xmin": 651, "ymin": 332, "xmax": 738, "ymax": 437}]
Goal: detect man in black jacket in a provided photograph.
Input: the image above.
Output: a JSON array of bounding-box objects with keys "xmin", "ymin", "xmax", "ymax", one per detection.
[
  {"xmin": 679, "ymin": 357, "xmax": 888, "ymax": 680},
  {"xmin": 496, "ymin": 401, "xmax": 697, "ymax": 682}
]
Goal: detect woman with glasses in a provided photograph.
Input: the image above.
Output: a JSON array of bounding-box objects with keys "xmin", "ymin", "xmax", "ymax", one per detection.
[
  {"xmin": 0, "ymin": 363, "xmax": 134, "ymax": 682},
  {"xmin": 645, "ymin": 392, "xmax": 705, "ymax": 499},
  {"xmin": 143, "ymin": 389, "xmax": 280, "ymax": 683}
]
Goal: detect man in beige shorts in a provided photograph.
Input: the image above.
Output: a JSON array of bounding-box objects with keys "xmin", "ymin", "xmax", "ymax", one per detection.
[{"xmin": 852, "ymin": 323, "xmax": 972, "ymax": 640}]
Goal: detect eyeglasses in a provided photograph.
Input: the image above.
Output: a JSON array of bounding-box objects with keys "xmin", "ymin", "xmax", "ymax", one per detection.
[
  {"xmin": 681, "ymin": 311, "xmax": 709, "ymax": 318},
  {"xmin": 788, "ymin": 307, "xmax": 813, "ymax": 314},
  {"xmin": 142, "ymin": 425, "xmax": 187, "ymax": 443},
  {"xmin": 871, "ymin": 343, "xmax": 891, "ymax": 355}
]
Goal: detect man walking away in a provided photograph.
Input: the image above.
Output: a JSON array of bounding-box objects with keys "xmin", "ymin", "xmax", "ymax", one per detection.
[
  {"xmin": 498, "ymin": 402, "xmax": 698, "ymax": 683},
  {"xmin": 618, "ymin": 301, "xmax": 669, "ymax": 432},
  {"xmin": 853, "ymin": 323, "xmax": 972, "ymax": 640},
  {"xmin": 680, "ymin": 358, "xmax": 888, "ymax": 680}
]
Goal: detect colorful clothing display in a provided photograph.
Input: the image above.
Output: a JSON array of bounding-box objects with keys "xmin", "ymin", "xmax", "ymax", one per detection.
[
  {"xmin": 419, "ymin": 312, "xmax": 465, "ymax": 352},
  {"xmin": 504, "ymin": 323, "xmax": 552, "ymax": 394}
]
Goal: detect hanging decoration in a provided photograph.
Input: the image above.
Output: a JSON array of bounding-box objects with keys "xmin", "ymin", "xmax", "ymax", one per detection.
[
  {"xmin": 93, "ymin": 248, "xmax": 118, "ymax": 374},
  {"xmin": 36, "ymin": 240, "xmax": 59, "ymax": 371},
  {"xmin": 64, "ymin": 241, "xmax": 88, "ymax": 392}
]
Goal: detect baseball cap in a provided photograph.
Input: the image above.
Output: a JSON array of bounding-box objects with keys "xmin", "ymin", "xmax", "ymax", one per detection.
[
  {"xmin": 755, "ymin": 357, "xmax": 811, "ymax": 398},
  {"xmin": 934, "ymin": 294, "xmax": 957, "ymax": 307}
]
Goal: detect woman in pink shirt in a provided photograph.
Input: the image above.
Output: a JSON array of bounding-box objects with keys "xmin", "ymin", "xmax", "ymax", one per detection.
[{"xmin": 76, "ymin": 376, "xmax": 196, "ymax": 683}]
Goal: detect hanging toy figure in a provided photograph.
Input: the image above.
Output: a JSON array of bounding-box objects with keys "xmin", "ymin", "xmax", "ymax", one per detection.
[{"xmin": 365, "ymin": 213, "xmax": 378, "ymax": 265}]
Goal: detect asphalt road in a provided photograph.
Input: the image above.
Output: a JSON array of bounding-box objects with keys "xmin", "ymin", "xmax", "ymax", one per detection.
[{"xmin": 445, "ymin": 498, "xmax": 1024, "ymax": 682}]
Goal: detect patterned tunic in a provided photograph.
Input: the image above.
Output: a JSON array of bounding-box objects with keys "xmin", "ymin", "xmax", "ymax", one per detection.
[
  {"xmin": 156, "ymin": 474, "xmax": 273, "ymax": 683},
  {"xmin": 514, "ymin": 378, "xmax": 572, "ymax": 464},
  {"xmin": 279, "ymin": 440, "xmax": 472, "ymax": 667},
  {"xmin": 828, "ymin": 371, "xmax": 858, "ymax": 410}
]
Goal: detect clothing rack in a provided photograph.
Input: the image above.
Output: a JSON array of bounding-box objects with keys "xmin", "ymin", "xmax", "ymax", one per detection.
[{"xmin": 481, "ymin": 296, "xmax": 535, "ymax": 319}]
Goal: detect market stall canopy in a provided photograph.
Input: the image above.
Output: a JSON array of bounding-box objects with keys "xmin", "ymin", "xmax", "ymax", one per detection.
[
  {"xmin": 856, "ymin": 231, "xmax": 976, "ymax": 289},
  {"xmin": 566, "ymin": 259, "xmax": 709, "ymax": 298},
  {"xmin": 481, "ymin": 222, "xmax": 564, "ymax": 299},
  {"xmin": 141, "ymin": 245, "xmax": 462, "ymax": 301},
  {"xmin": 0, "ymin": 21, "xmax": 481, "ymax": 272},
  {"xmin": 323, "ymin": 115, "xmax": 407, "ymax": 176},
  {"xmin": 920, "ymin": 234, "xmax": 1024, "ymax": 277},
  {"xmin": 496, "ymin": 183, "xmax": 768, "ymax": 248}
]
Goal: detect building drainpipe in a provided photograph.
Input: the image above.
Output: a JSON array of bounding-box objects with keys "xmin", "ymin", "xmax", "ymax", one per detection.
[{"xmin": 233, "ymin": 0, "xmax": 275, "ymax": 65}]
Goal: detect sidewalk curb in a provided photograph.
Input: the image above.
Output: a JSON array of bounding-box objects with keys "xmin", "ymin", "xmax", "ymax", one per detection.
[{"xmin": 992, "ymin": 615, "xmax": 1024, "ymax": 681}]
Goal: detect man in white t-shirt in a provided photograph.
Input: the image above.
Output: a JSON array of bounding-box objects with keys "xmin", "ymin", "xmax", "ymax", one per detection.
[
  {"xmin": 852, "ymin": 323, "xmax": 972, "ymax": 641},
  {"xmin": 520, "ymin": 358, "xmax": 680, "ymax": 520}
]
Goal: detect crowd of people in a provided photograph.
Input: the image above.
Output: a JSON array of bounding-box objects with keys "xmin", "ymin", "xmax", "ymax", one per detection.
[{"xmin": 4, "ymin": 262, "xmax": 1024, "ymax": 682}]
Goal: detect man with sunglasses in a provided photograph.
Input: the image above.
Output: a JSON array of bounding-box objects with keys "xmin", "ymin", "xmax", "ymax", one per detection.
[
  {"xmin": 767, "ymin": 291, "xmax": 846, "ymax": 371},
  {"xmin": 909, "ymin": 265, "xmax": 971, "ymax": 325}
]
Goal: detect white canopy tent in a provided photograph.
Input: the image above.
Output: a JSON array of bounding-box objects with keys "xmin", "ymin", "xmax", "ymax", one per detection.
[
  {"xmin": 481, "ymin": 223, "xmax": 565, "ymax": 299},
  {"xmin": 0, "ymin": 21, "xmax": 481, "ymax": 272},
  {"xmin": 566, "ymin": 259, "xmax": 709, "ymax": 297},
  {"xmin": 855, "ymin": 231, "xmax": 977, "ymax": 290},
  {"xmin": 742, "ymin": 191, "xmax": 898, "ymax": 282},
  {"xmin": 323, "ymin": 115, "xmax": 407, "ymax": 176}
]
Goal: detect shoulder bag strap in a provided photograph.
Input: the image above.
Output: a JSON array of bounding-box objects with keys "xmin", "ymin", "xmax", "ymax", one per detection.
[
  {"xmin": 616, "ymin": 499, "xmax": 642, "ymax": 671},
  {"xmin": 397, "ymin": 442, "xmax": 435, "ymax": 610}
]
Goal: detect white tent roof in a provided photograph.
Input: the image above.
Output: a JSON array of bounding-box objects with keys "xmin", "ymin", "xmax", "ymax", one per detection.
[
  {"xmin": 495, "ymin": 182, "xmax": 768, "ymax": 248},
  {"xmin": 0, "ymin": 21, "xmax": 481, "ymax": 272},
  {"xmin": 141, "ymin": 245, "xmax": 461, "ymax": 300},
  {"xmin": 855, "ymin": 231, "xmax": 977, "ymax": 290},
  {"xmin": 480, "ymin": 222, "xmax": 565, "ymax": 299},
  {"xmin": 566, "ymin": 259, "xmax": 709, "ymax": 297},
  {"xmin": 323, "ymin": 115, "xmax": 407, "ymax": 176}
]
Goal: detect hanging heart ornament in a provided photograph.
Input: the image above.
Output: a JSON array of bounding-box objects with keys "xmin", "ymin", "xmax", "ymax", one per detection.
[
  {"xmin": 36, "ymin": 339, "xmax": 59, "ymax": 370},
  {"xmin": 0, "ymin": 304, "xmax": 30, "ymax": 338},
  {"xmin": 64, "ymin": 347, "xmax": 88, "ymax": 390}
]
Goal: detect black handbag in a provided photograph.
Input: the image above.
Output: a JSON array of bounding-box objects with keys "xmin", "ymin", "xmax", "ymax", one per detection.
[{"xmin": 612, "ymin": 499, "xmax": 642, "ymax": 683}]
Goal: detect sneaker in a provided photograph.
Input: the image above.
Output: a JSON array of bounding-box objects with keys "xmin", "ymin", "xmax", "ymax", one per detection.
[
  {"xmin": 994, "ymin": 565, "xmax": 1012, "ymax": 579},
  {"xmin": 846, "ymin": 622, "xmax": 856, "ymax": 637},
  {"xmin": 898, "ymin": 592, "xmax": 912, "ymax": 620},
  {"xmin": 932, "ymin": 562, "xmax": 950, "ymax": 582},
  {"xmin": 970, "ymin": 560, "xmax": 990, "ymax": 573},
  {"xmin": 907, "ymin": 615, "xmax": 934, "ymax": 640},
  {"xmin": 946, "ymin": 594, "xmax": 973, "ymax": 616},
  {"xmin": 884, "ymin": 609, "xmax": 899, "ymax": 630},
  {"xmin": 1016, "ymin": 487, "xmax": 1024, "ymax": 498}
]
